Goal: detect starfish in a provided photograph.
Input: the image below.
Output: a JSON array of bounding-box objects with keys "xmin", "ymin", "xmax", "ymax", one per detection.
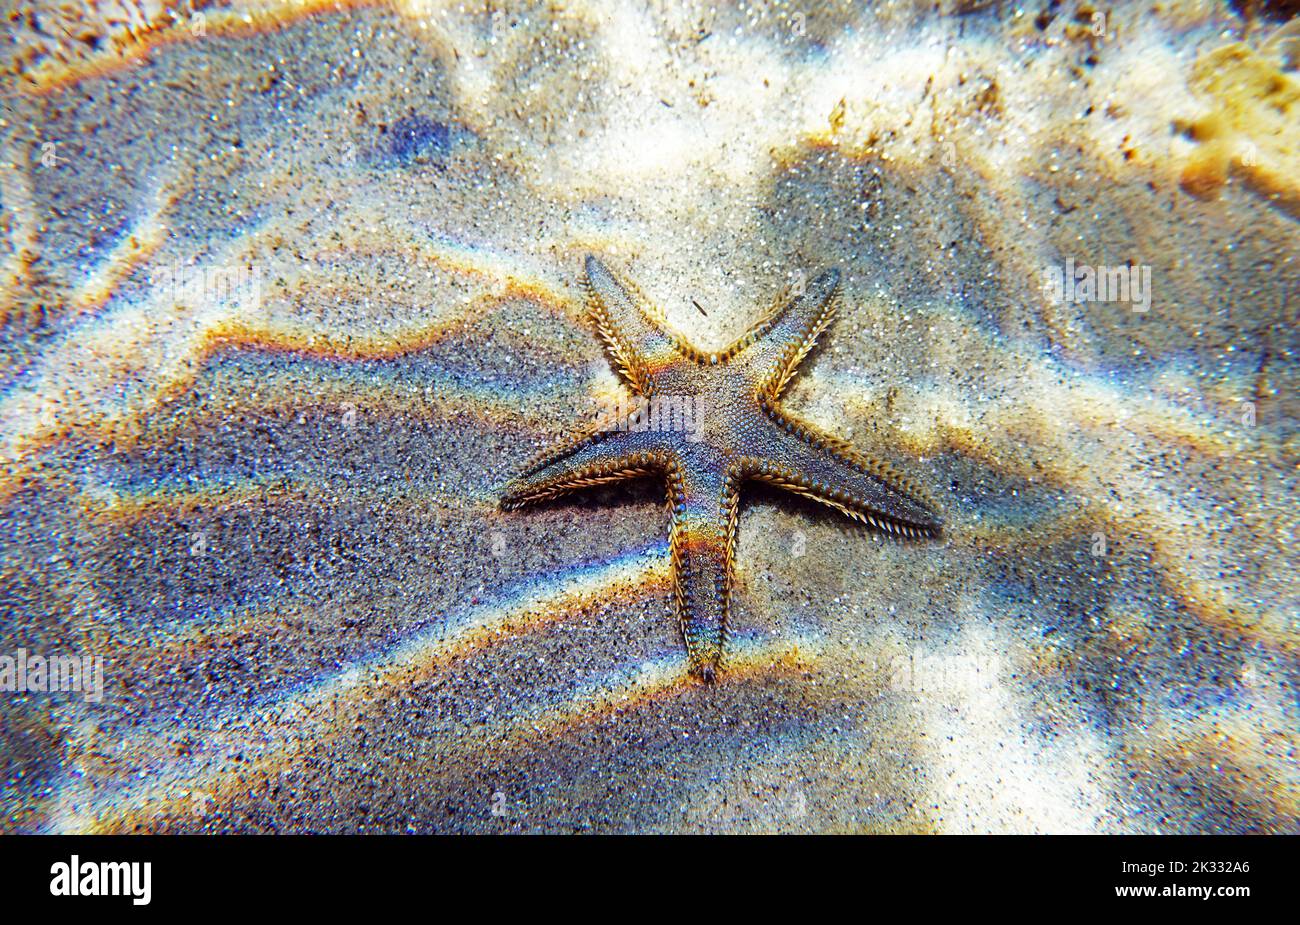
[{"xmin": 501, "ymin": 256, "xmax": 942, "ymax": 681}]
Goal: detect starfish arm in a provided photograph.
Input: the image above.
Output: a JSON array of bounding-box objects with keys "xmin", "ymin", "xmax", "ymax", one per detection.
[
  {"xmin": 499, "ymin": 418, "xmax": 671, "ymax": 509},
  {"xmin": 583, "ymin": 255, "xmax": 693, "ymax": 393},
  {"xmin": 666, "ymin": 461, "xmax": 739, "ymax": 680},
  {"xmin": 723, "ymin": 268, "xmax": 841, "ymax": 399},
  {"xmin": 746, "ymin": 409, "xmax": 942, "ymax": 537}
]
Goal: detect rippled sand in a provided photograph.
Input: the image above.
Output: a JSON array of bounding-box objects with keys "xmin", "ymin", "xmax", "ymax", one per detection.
[{"xmin": 0, "ymin": 0, "xmax": 1296, "ymax": 833}]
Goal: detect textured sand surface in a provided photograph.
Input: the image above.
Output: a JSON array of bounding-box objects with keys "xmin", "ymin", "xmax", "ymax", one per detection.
[{"xmin": 0, "ymin": 0, "xmax": 1297, "ymax": 833}]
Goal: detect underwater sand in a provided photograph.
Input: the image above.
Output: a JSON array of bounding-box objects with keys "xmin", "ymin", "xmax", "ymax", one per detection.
[{"xmin": 0, "ymin": 0, "xmax": 1297, "ymax": 833}]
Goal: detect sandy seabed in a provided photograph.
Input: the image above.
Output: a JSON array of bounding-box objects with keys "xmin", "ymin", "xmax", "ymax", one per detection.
[{"xmin": 0, "ymin": 0, "xmax": 1297, "ymax": 833}]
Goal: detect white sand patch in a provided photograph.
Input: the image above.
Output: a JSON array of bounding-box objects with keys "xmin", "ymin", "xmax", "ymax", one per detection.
[{"xmin": 914, "ymin": 616, "xmax": 1118, "ymax": 833}]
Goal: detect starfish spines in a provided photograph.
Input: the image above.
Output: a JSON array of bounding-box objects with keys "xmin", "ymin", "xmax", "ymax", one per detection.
[
  {"xmin": 665, "ymin": 463, "xmax": 736, "ymax": 679},
  {"xmin": 500, "ymin": 459, "xmax": 659, "ymax": 508},
  {"xmin": 583, "ymin": 256, "xmax": 710, "ymax": 378},
  {"xmin": 500, "ymin": 416, "xmax": 676, "ymax": 509},
  {"xmin": 715, "ymin": 269, "xmax": 841, "ymax": 371},
  {"xmin": 742, "ymin": 452, "xmax": 916, "ymax": 537},
  {"xmin": 717, "ymin": 467, "xmax": 743, "ymax": 664},
  {"xmin": 517, "ymin": 427, "xmax": 599, "ymax": 475},
  {"xmin": 736, "ymin": 268, "xmax": 842, "ymax": 401},
  {"xmin": 665, "ymin": 464, "xmax": 702, "ymax": 668},
  {"xmin": 758, "ymin": 401, "xmax": 942, "ymax": 522},
  {"xmin": 585, "ymin": 289, "xmax": 653, "ymax": 394}
]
